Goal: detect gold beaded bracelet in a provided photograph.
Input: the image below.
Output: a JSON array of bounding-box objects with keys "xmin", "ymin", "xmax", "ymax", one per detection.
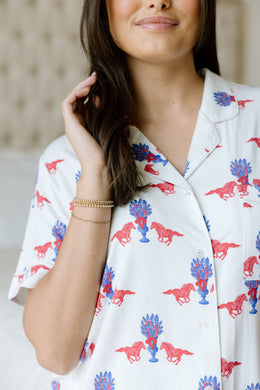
[
  {"xmin": 71, "ymin": 212, "xmax": 111, "ymax": 224},
  {"xmin": 72, "ymin": 198, "xmax": 114, "ymax": 208}
]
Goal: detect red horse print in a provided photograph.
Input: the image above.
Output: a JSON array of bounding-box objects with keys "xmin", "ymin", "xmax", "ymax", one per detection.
[
  {"xmin": 115, "ymin": 341, "xmax": 146, "ymax": 364},
  {"xmin": 34, "ymin": 242, "xmax": 53, "ymax": 258},
  {"xmin": 218, "ymin": 294, "xmax": 248, "ymax": 318},
  {"xmin": 253, "ymin": 178, "xmax": 260, "ymax": 188},
  {"xmin": 149, "ymin": 182, "xmax": 176, "ymax": 195},
  {"xmin": 81, "ymin": 342, "xmax": 95, "ymax": 360},
  {"xmin": 95, "ymin": 292, "xmax": 105, "ymax": 315},
  {"xmin": 144, "ymin": 164, "xmax": 159, "ymax": 175},
  {"xmin": 14, "ymin": 273, "xmax": 25, "ymax": 283},
  {"xmin": 89, "ymin": 342, "xmax": 95, "ymax": 356},
  {"xmin": 205, "ymin": 181, "xmax": 238, "ymax": 200},
  {"xmin": 160, "ymin": 342, "xmax": 194, "ymax": 365},
  {"xmin": 54, "ymin": 238, "xmax": 62, "ymax": 252},
  {"xmin": 236, "ymin": 184, "xmax": 251, "ymax": 198},
  {"xmin": 30, "ymin": 264, "xmax": 50, "ymax": 276},
  {"xmin": 150, "ymin": 222, "xmax": 184, "ymax": 246},
  {"xmin": 45, "ymin": 159, "xmax": 64, "ymax": 174},
  {"xmin": 111, "ymin": 287, "xmax": 136, "ymax": 307},
  {"xmin": 243, "ymin": 202, "xmax": 253, "ymax": 208},
  {"xmin": 110, "ymin": 222, "xmax": 136, "ymax": 246},
  {"xmin": 35, "ymin": 190, "xmax": 51, "ymax": 209},
  {"xmin": 247, "ymin": 137, "xmax": 260, "ymax": 148},
  {"xmin": 238, "ymin": 99, "xmax": 254, "ymax": 110},
  {"xmin": 244, "ymin": 256, "xmax": 259, "ymax": 278},
  {"xmin": 163, "ymin": 283, "xmax": 196, "ymax": 305},
  {"xmin": 221, "ymin": 358, "xmax": 242, "ymax": 378},
  {"xmin": 211, "ymin": 239, "xmax": 240, "ymax": 261}
]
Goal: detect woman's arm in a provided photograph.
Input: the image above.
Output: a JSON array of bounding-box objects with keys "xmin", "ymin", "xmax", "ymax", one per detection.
[{"xmin": 23, "ymin": 73, "xmax": 112, "ymax": 375}]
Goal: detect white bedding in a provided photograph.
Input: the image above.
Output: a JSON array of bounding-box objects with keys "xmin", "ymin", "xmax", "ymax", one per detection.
[{"xmin": 0, "ymin": 149, "xmax": 53, "ymax": 390}]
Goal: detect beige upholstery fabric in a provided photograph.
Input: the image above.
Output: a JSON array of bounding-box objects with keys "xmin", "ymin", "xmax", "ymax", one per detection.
[
  {"xmin": 0, "ymin": 0, "xmax": 247, "ymax": 150},
  {"xmin": 217, "ymin": 0, "xmax": 244, "ymax": 83},
  {"xmin": 1, "ymin": 0, "xmax": 87, "ymax": 149}
]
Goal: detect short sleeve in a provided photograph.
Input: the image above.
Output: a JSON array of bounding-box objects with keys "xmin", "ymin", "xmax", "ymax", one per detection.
[{"xmin": 8, "ymin": 136, "xmax": 80, "ymax": 305}]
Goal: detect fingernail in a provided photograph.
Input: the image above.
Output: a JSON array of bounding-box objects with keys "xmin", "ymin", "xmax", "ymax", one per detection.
[{"xmin": 91, "ymin": 71, "xmax": 97, "ymax": 77}]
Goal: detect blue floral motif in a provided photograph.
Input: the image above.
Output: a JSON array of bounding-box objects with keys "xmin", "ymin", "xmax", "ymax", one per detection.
[
  {"xmin": 51, "ymin": 381, "xmax": 60, "ymax": 390},
  {"xmin": 214, "ymin": 91, "xmax": 236, "ymax": 107},
  {"xmin": 256, "ymin": 232, "xmax": 260, "ymax": 254},
  {"xmin": 52, "ymin": 221, "xmax": 67, "ymax": 262},
  {"xmin": 23, "ymin": 266, "xmax": 30, "ymax": 281},
  {"xmin": 80, "ymin": 339, "xmax": 89, "ymax": 361},
  {"xmin": 131, "ymin": 143, "xmax": 168, "ymax": 166},
  {"xmin": 203, "ymin": 215, "xmax": 211, "ymax": 232},
  {"xmin": 102, "ymin": 264, "xmax": 115, "ymax": 300},
  {"xmin": 245, "ymin": 384, "xmax": 260, "ymax": 390},
  {"xmin": 141, "ymin": 313, "xmax": 163, "ymax": 362},
  {"xmin": 129, "ymin": 199, "xmax": 152, "ymax": 243},
  {"xmin": 94, "ymin": 371, "xmax": 115, "ymax": 390},
  {"xmin": 31, "ymin": 194, "xmax": 36, "ymax": 209},
  {"xmin": 198, "ymin": 375, "xmax": 220, "ymax": 390},
  {"xmin": 184, "ymin": 160, "xmax": 190, "ymax": 176},
  {"xmin": 75, "ymin": 169, "xmax": 82, "ymax": 184},
  {"xmin": 191, "ymin": 257, "xmax": 213, "ymax": 304},
  {"xmin": 230, "ymin": 158, "xmax": 252, "ymax": 186}
]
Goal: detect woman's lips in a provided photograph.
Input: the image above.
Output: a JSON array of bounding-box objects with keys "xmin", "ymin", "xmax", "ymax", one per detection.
[{"xmin": 136, "ymin": 16, "xmax": 179, "ymax": 31}]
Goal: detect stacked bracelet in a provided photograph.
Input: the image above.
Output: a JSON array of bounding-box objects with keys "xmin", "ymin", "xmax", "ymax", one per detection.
[
  {"xmin": 71, "ymin": 197, "xmax": 114, "ymax": 224},
  {"xmin": 72, "ymin": 198, "xmax": 114, "ymax": 208},
  {"xmin": 71, "ymin": 212, "xmax": 111, "ymax": 224}
]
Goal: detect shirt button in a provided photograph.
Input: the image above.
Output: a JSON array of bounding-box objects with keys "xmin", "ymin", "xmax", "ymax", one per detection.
[{"xmin": 195, "ymin": 249, "xmax": 205, "ymax": 259}]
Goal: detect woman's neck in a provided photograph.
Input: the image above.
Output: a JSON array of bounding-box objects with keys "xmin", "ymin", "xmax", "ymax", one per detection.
[{"xmin": 127, "ymin": 54, "xmax": 204, "ymax": 127}]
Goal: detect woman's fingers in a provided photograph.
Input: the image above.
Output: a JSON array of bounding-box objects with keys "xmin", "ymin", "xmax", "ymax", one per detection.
[
  {"xmin": 60, "ymin": 72, "xmax": 107, "ymax": 169},
  {"xmin": 64, "ymin": 87, "xmax": 91, "ymax": 109},
  {"xmin": 61, "ymin": 74, "xmax": 97, "ymax": 116},
  {"xmin": 73, "ymin": 72, "xmax": 97, "ymax": 91}
]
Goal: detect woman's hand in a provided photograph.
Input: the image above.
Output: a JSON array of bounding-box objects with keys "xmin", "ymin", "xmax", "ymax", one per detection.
[{"xmin": 61, "ymin": 72, "xmax": 106, "ymax": 173}]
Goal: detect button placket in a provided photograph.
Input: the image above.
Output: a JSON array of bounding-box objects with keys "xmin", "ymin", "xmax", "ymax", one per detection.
[{"xmin": 186, "ymin": 192, "xmax": 223, "ymax": 388}]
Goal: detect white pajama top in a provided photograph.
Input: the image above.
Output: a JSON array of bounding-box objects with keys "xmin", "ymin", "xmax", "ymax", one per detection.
[{"xmin": 8, "ymin": 69, "xmax": 260, "ymax": 390}]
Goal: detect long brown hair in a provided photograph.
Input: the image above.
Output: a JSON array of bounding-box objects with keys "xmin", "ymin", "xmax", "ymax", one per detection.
[{"xmin": 80, "ymin": 0, "xmax": 219, "ymax": 206}]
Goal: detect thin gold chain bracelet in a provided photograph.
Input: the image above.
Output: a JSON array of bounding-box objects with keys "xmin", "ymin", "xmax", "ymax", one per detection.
[{"xmin": 71, "ymin": 212, "xmax": 111, "ymax": 224}]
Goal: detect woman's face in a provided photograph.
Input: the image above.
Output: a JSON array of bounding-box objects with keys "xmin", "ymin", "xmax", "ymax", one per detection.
[{"xmin": 105, "ymin": 0, "xmax": 201, "ymax": 65}]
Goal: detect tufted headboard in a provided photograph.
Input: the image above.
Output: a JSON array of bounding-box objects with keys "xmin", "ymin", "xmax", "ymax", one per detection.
[
  {"xmin": 1, "ymin": 0, "xmax": 246, "ymax": 150},
  {"xmin": 0, "ymin": 0, "xmax": 87, "ymax": 149}
]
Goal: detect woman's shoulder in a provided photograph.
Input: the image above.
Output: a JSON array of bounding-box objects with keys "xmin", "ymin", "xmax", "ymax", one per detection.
[
  {"xmin": 230, "ymin": 79, "xmax": 260, "ymax": 102},
  {"xmin": 205, "ymin": 69, "xmax": 260, "ymax": 121},
  {"xmin": 40, "ymin": 134, "xmax": 77, "ymax": 164},
  {"xmin": 229, "ymin": 80, "xmax": 260, "ymax": 122},
  {"xmin": 204, "ymin": 68, "xmax": 260, "ymax": 101}
]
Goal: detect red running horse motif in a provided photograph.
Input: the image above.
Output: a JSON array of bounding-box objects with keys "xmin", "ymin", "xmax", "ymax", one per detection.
[
  {"xmin": 160, "ymin": 342, "xmax": 194, "ymax": 365},
  {"xmin": 115, "ymin": 341, "xmax": 146, "ymax": 364},
  {"xmin": 163, "ymin": 283, "xmax": 196, "ymax": 305},
  {"xmin": 151, "ymin": 222, "xmax": 183, "ymax": 246},
  {"xmin": 111, "ymin": 222, "xmax": 136, "ymax": 246}
]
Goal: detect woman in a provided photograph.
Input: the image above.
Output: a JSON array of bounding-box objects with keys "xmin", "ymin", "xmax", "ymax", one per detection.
[{"xmin": 8, "ymin": 0, "xmax": 260, "ymax": 389}]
